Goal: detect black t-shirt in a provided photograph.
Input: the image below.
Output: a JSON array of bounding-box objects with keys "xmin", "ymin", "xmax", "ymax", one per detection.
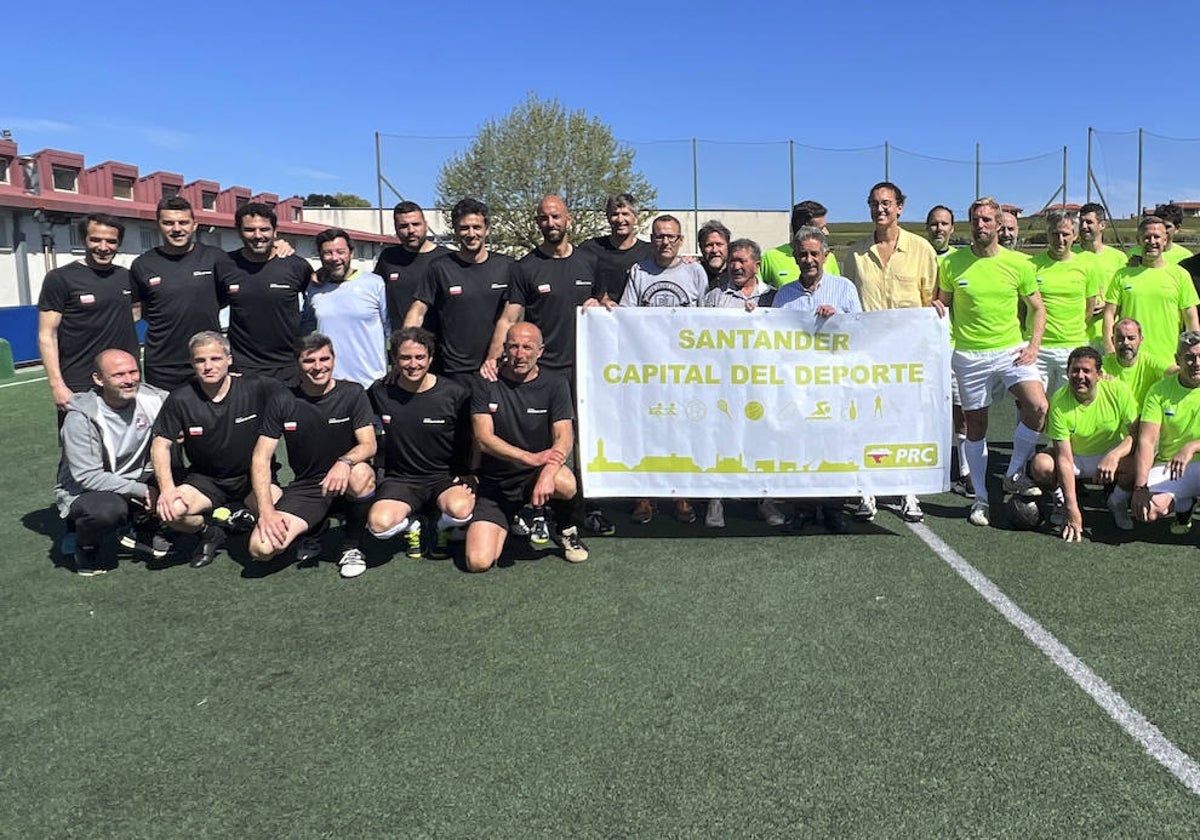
[
  {"xmin": 368, "ymin": 375, "xmax": 471, "ymax": 478},
  {"xmin": 131, "ymin": 243, "xmax": 234, "ymax": 373},
  {"xmin": 470, "ymin": 370, "xmax": 574, "ymax": 483},
  {"xmin": 415, "ymin": 252, "xmax": 513, "ymax": 375},
  {"xmin": 374, "ymin": 244, "xmax": 450, "ymax": 331},
  {"xmin": 507, "ymin": 247, "xmax": 600, "ymax": 372},
  {"xmin": 224, "ymin": 252, "xmax": 313, "ymax": 372},
  {"xmin": 579, "ymin": 235, "xmax": 654, "ymax": 303},
  {"xmin": 37, "ymin": 261, "xmax": 139, "ymax": 391},
  {"xmin": 260, "ymin": 381, "xmax": 373, "ymax": 482},
  {"xmin": 152, "ymin": 373, "xmax": 284, "ymax": 479}
]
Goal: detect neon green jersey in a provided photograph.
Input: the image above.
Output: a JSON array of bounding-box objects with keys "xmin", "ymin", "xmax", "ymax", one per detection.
[
  {"xmin": 1104, "ymin": 264, "xmax": 1199, "ymax": 361},
  {"xmin": 1101, "ymin": 351, "xmax": 1173, "ymax": 407},
  {"xmin": 1046, "ymin": 378, "xmax": 1136, "ymax": 456},
  {"xmin": 760, "ymin": 244, "xmax": 839, "ymax": 289},
  {"xmin": 939, "ymin": 248, "xmax": 1037, "ymax": 351},
  {"xmin": 1141, "ymin": 375, "xmax": 1200, "ymax": 462},
  {"xmin": 1026, "ymin": 253, "xmax": 1102, "ymax": 348},
  {"xmin": 1074, "ymin": 247, "xmax": 1129, "ymax": 345}
]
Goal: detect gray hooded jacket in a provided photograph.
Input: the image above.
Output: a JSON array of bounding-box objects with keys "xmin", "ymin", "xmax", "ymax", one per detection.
[{"xmin": 54, "ymin": 384, "xmax": 168, "ymax": 517}]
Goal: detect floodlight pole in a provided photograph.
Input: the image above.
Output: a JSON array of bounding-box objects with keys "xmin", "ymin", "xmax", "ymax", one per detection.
[
  {"xmin": 1062, "ymin": 146, "xmax": 1068, "ymax": 212},
  {"xmin": 375, "ymin": 131, "xmax": 385, "ymax": 235},
  {"xmin": 1086, "ymin": 127, "xmax": 1093, "ymax": 204},
  {"xmin": 1137, "ymin": 128, "xmax": 1144, "ymax": 218},
  {"xmin": 789, "ymin": 140, "xmax": 795, "ymax": 210},
  {"xmin": 884, "ymin": 141, "xmax": 890, "ymax": 182},
  {"xmin": 975, "ymin": 143, "xmax": 981, "ymax": 198},
  {"xmin": 692, "ymin": 137, "xmax": 699, "ymax": 246}
]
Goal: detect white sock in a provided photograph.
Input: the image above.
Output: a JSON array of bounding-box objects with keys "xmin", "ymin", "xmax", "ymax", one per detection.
[
  {"xmin": 1006, "ymin": 423, "xmax": 1041, "ymax": 477},
  {"xmin": 964, "ymin": 439, "xmax": 988, "ymax": 497},
  {"xmin": 438, "ymin": 512, "xmax": 472, "ymax": 530},
  {"xmin": 956, "ymin": 433, "xmax": 971, "ymax": 478},
  {"xmin": 370, "ymin": 518, "xmax": 408, "ymax": 540}
]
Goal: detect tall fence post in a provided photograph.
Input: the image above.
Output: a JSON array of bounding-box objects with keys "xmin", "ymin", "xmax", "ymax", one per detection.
[
  {"xmin": 1137, "ymin": 128, "xmax": 1144, "ymax": 217},
  {"xmin": 1086, "ymin": 127, "xmax": 1093, "ymax": 204},
  {"xmin": 975, "ymin": 143, "xmax": 981, "ymax": 198}
]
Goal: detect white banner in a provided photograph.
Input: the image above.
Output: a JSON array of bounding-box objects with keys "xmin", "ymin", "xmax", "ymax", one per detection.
[{"xmin": 576, "ymin": 307, "xmax": 951, "ymax": 497}]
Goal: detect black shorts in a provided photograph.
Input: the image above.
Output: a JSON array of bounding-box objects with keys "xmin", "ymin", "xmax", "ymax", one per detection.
[
  {"xmin": 472, "ymin": 473, "xmax": 537, "ymax": 528},
  {"xmin": 377, "ymin": 474, "xmax": 467, "ymax": 512},
  {"xmin": 275, "ymin": 478, "xmax": 344, "ymax": 528},
  {"xmin": 180, "ymin": 472, "xmax": 252, "ymax": 510}
]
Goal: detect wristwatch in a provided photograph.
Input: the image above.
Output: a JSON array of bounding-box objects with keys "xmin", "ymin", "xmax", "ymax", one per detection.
[{"xmin": 337, "ymin": 456, "xmax": 355, "ymax": 467}]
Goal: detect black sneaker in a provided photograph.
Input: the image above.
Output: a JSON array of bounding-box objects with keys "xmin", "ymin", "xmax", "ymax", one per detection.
[
  {"xmin": 189, "ymin": 524, "xmax": 226, "ymax": 568},
  {"xmin": 583, "ymin": 509, "xmax": 616, "ymax": 536},
  {"xmin": 74, "ymin": 544, "xmax": 104, "ymax": 576},
  {"xmin": 225, "ymin": 508, "xmax": 257, "ymax": 534},
  {"xmin": 528, "ymin": 513, "xmax": 551, "ymax": 546},
  {"xmin": 119, "ymin": 524, "xmax": 172, "ymax": 560}
]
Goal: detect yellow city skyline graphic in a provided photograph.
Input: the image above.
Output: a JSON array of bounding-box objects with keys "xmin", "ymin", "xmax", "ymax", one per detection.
[{"xmin": 587, "ymin": 438, "xmax": 859, "ymax": 474}]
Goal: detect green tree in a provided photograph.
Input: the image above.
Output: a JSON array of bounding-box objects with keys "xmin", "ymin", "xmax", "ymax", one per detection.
[
  {"xmin": 303, "ymin": 192, "xmax": 372, "ymax": 207},
  {"xmin": 436, "ymin": 93, "xmax": 656, "ymax": 254}
]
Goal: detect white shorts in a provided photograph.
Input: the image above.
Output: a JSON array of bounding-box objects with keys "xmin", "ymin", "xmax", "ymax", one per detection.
[
  {"xmin": 1036, "ymin": 346, "xmax": 1073, "ymax": 396},
  {"xmin": 952, "ymin": 347, "xmax": 1044, "ymax": 411},
  {"xmin": 1070, "ymin": 453, "xmax": 1104, "ymax": 480},
  {"xmin": 1147, "ymin": 460, "xmax": 1200, "ymax": 507}
]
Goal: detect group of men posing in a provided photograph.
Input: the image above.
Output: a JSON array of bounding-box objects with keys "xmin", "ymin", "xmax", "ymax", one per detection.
[{"xmin": 40, "ymin": 184, "xmax": 1200, "ymax": 576}]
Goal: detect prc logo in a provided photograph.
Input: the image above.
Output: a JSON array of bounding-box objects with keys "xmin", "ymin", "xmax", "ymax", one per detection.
[{"xmin": 863, "ymin": 443, "xmax": 938, "ymax": 468}]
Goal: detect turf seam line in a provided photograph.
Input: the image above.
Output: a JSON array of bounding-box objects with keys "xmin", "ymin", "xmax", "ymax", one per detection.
[
  {"xmin": 0, "ymin": 376, "xmax": 46, "ymax": 389},
  {"xmin": 907, "ymin": 521, "xmax": 1200, "ymax": 797}
]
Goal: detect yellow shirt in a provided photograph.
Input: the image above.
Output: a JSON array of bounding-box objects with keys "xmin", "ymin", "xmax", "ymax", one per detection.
[{"xmin": 843, "ymin": 227, "xmax": 940, "ymax": 311}]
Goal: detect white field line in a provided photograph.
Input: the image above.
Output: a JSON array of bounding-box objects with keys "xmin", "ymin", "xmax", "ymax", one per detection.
[
  {"xmin": 908, "ymin": 520, "xmax": 1200, "ymax": 797},
  {"xmin": 0, "ymin": 376, "xmax": 46, "ymax": 389}
]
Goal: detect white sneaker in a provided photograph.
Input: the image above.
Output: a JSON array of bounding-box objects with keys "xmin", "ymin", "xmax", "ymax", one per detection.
[
  {"xmin": 900, "ymin": 494, "xmax": 924, "ymax": 522},
  {"xmin": 1107, "ymin": 493, "xmax": 1134, "ymax": 531},
  {"xmin": 704, "ymin": 499, "xmax": 725, "ymax": 528},
  {"xmin": 968, "ymin": 500, "xmax": 991, "ymax": 527},
  {"xmin": 854, "ymin": 494, "xmax": 877, "ymax": 522},
  {"xmin": 1002, "ymin": 472, "xmax": 1042, "ymax": 498},
  {"xmin": 758, "ymin": 498, "xmax": 786, "ymax": 527},
  {"xmin": 338, "ymin": 548, "xmax": 367, "ymax": 578}
]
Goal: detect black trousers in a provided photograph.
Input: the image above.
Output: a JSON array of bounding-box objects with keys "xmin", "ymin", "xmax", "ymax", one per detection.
[{"xmin": 67, "ymin": 492, "xmax": 135, "ymax": 548}]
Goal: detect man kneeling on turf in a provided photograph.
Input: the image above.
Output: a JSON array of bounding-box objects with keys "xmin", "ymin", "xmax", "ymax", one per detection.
[
  {"xmin": 366, "ymin": 327, "xmax": 475, "ymax": 560},
  {"xmin": 1119, "ymin": 331, "xmax": 1200, "ymax": 531},
  {"xmin": 152, "ymin": 331, "xmax": 285, "ymax": 568},
  {"xmin": 1025, "ymin": 346, "xmax": 1138, "ymax": 540},
  {"xmin": 248, "ymin": 334, "xmax": 377, "ymax": 578},
  {"xmin": 56, "ymin": 349, "xmax": 169, "ymax": 575},
  {"xmin": 467, "ymin": 322, "xmax": 588, "ymax": 571}
]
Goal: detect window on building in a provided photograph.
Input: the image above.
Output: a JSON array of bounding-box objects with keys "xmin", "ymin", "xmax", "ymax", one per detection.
[
  {"xmin": 0, "ymin": 157, "xmax": 10, "ymax": 184},
  {"xmin": 291, "ymin": 206, "xmax": 302, "ymax": 222},
  {"xmin": 113, "ymin": 175, "xmax": 134, "ymax": 200},
  {"xmin": 140, "ymin": 226, "xmax": 157, "ymax": 251},
  {"xmin": 69, "ymin": 223, "xmax": 83, "ymax": 250},
  {"xmin": 52, "ymin": 166, "xmax": 78, "ymax": 192},
  {"xmin": 161, "ymin": 184, "xmax": 180, "ymax": 200},
  {"xmin": 235, "ymin": 196, "xmax": 249, "ymax": 209},
  {"xmin": 201, "ymin": 191, "xmax": 217, "ymax": 211}
]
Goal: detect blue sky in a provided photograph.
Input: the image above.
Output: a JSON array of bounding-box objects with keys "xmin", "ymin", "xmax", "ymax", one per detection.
[{"xmin": 5, "ymin": 0, "xmax": 1199, "ymax": 223}]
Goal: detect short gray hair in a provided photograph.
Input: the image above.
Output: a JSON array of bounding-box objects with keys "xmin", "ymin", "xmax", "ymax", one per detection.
[
  {"xmin": 188, "ymin": 330, "xmax": 230, "ymax": 355},
  {"xmin": 728, "ymin": 238, "xmax": 761, "ymax": 262},
  {"xmin": 1045, "ymin": 209, "xmax": 1078, "ymax": 233},
  {"xmin": 792, "ymin": 225, "xmax": 827, "ymax": 253}
]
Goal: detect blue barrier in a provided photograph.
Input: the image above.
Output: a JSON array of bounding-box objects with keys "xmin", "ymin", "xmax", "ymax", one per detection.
[
  {"xmin": 0, "ymin": 306, "xmax": 148, "ymax": 366},
  {"xmin": 0, "ymin": 306, "xmax": 39, "ymax": 364}
]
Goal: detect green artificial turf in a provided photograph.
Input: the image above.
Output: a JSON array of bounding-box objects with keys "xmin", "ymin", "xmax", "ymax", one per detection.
[{"xmin": 5, "ymin": 379, "xmax": 1200, "ymax": 837}]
